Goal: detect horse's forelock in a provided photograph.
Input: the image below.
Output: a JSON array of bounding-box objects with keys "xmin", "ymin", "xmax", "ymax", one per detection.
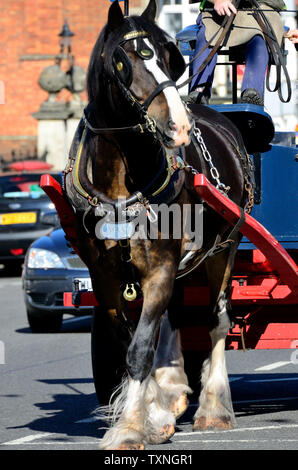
[{"xmin": 105, "ymin": 14, "xmax": 169, "ymax": 63}]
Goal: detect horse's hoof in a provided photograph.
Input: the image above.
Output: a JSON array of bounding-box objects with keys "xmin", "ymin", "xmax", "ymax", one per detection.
[
  {"xmin": 170, "ymin": 393, "xmax": 188, "ymax": 419},
  {"xmin": 114, "ymin": 441, "xmax": 145, "ymax": 450},
  {"xmin": 149, "ymin": 424, "xmax": 175, "ymax": 444},
  {"xmin": 193, "ymin": 416, "xmax": 233, "ymax": 431}
]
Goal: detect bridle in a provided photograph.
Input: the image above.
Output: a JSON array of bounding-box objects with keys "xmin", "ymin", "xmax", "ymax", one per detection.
[
  {"xmin": 83, "ymin": 27, "xmax": 186, "ymax": 137},
  {"xmin": 69, "ymin": 22, "xmax": 189, "ymax": 214}
]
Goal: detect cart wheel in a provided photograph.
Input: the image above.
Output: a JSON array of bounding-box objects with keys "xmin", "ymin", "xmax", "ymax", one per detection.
[
  {"xmin": 27, "ymin": 309, "xmax": 63, "ymax": 333},
  {"xmin": 91, "ymin": 306, "xmax": 130, "ymax": 405}
]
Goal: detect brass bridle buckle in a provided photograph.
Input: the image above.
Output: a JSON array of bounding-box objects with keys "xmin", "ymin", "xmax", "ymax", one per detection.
[{"xmin": 144, "ymin": 113, "xmax": 156, "ymax": 134}]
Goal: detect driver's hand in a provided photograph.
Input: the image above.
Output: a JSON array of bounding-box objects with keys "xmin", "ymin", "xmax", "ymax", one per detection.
[
  {"xmin": 284, "ymin": 29, "xmax": 298, "ymax": 44},
  {"xmin": 213, "ymin": 0, "xmax": 237, "ymax": 16}
]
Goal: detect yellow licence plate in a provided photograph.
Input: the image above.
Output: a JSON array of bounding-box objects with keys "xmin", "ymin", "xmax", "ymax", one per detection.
[{"xmin": 0, "ymin": 212, "xmax": 37, "ymax": 225}]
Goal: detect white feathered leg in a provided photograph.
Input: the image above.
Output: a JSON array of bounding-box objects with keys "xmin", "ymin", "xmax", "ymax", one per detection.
[
  {"xmin": 99, "ymin": 372, "xmax": 176, "ymax": 448},
  {"xmin": 99, "ymin": 375, "xmax": 148, "ymax": 450},
  {"xmin": 194, "ymin": 294, "xmax": 235, "ymax": 430}
]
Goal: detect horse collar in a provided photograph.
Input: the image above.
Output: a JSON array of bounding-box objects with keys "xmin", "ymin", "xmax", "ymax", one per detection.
[{"xmin": 70, "ymin": 120, "xmax": 186, "ymax": 213}]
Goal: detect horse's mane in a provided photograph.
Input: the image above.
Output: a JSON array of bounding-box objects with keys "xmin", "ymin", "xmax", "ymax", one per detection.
[{"xmin": 87, "ymin": 15, "xmax": 172, "ymax": 104}]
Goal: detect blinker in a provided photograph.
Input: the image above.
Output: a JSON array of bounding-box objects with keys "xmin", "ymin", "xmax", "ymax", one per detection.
[
  {"xmin": 136, "ymin": 37, "xmax": 154, "ymax": 60},
  {"xmin": 113, "ymin": 46, "xmax": 133, "ymax": 87},
  {"xmin": 140, "ymin": 49, "xmax": 152, "ymax": 58}
]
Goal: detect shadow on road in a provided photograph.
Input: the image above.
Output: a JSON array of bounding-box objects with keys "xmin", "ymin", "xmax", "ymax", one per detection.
[
  {"xmin": 16, "ymin": 315, "xmax": 92, "ymax": 335},
  {"xmin": 6, "ymin": 372, "xmax": 298, "ymax": 443},
  {"xmin": 7, "ymin": 377, "xmax": 106, "ymax": 441}
]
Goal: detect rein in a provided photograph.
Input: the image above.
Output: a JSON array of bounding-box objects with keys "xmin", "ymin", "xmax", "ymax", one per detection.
[
  {"xmin": 82, "ymin": 78, "xmax": 176, "ymax": 137},
  {"xmin": 177, "ymin": 0, "xmax": 291, "ymax": 102},
  {"xmin": 82, "ymin": 108, "xmax": 156, "ymax": 135},
  {"xmin": 177, "ymin": 0, "xmax": 241, "ymax": 91},
  {"xmin": 250, "ymin": 0, "xmax": 291, "ymax": 103}
]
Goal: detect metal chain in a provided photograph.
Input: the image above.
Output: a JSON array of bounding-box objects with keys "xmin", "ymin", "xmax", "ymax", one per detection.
[
  {"xmin": 187, "ymin": 124, "xmax": 255, "ymax": 214},
  {"xmin": 244, "ymin": 177, "xmax": 255, "ymax": 214},
  {"xmin": 192, "ymin": 125, "xmax": 230, "ymax": 193}
]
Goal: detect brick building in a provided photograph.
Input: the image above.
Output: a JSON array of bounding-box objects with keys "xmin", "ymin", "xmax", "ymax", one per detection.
[
  {"xmin": 1, "ymin": 0, "xmax": 296, "ymax": 162},
  {"xmin": 0, "ymin": 0, "xmax": 145, "ymax": 161}
]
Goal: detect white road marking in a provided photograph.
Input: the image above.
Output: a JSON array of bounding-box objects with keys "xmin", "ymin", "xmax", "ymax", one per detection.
[
  {"xmin": 177, "ymin": 439, "xmax": 298, "ymax": 444},
  {"xmin": 1, "ymin": 433, "xmax": 51, "ymax": 446},
  {"xmin": 255, "ymin": 361, "xmax": 292, "ymax": 371},
  {"xmin": 2, "ymin": 440, "xmax": 100, "ymax": 446},
  {"xmin": 3, "ymin": 424, "xmax": 298, "ymax": 446},
  {"xmin": 2, "ymin": 438, "xmax": 298, "ymax": 447},
  {"xmin": 175, "ymin": 423, "xmax": 298, "ymax": 437}
]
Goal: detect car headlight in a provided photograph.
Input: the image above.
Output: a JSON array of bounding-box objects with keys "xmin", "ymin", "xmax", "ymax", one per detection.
[{"xmin": 27, "ymin": 248, "xmax": 64, "ymax": 269}]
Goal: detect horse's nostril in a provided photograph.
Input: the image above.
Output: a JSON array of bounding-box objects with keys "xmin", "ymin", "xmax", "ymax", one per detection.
[{"xmin": 168, "ymin": 119, "xmax": 177, "ymax": 131}]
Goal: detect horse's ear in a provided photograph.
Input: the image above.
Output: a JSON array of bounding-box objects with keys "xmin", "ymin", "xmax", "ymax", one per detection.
[
  {"xmin": 141, "ymin": 0, "xmax": 157, "ymax": 22},
  {"xmin": 108, "ymin": 0, "xmax": 124, "ymax": 31}
]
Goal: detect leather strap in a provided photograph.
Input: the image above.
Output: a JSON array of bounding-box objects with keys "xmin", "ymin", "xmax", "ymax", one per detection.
[
  {"xmin": 250, "ymin": 0, "xmax": 292, "ymax": 103},
  {"xmin": 177, "ymin": 0, "xmax": 241, "ymax": 90},
  {"xmin": 142, "ymin": 80, "xmax": 176, "ymax": 109},
  {"xmin": 179, "ymin": 0, "xmax": 291, "ymax": 104}
]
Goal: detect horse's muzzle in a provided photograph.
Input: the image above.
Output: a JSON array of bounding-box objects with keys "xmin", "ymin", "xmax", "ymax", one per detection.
[{"xmin": 162, "ymin": 115, "xmax": 194, "ymax": 149}]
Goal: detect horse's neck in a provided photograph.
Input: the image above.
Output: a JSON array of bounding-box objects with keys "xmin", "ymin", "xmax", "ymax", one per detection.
[
  {"xmin": 90, "ymin": 129, "xmax": 163, "ymax": 199},
  {"xmin": 89, "ymin": 97, "xmax": 164, "ymax": 195},
  {"xmin": 117, "ymin": 132, "xmax": 164, "ymax": 188}
]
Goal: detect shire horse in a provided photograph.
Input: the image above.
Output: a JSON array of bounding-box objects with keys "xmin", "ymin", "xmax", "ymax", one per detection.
[{"xmin": 64, "ymin": 0, "xmax": 252, "ymax": 450}]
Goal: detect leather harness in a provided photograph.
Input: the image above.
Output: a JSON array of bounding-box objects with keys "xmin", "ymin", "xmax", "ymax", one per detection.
[{"xmin": 65, "ymin": 16, "xmax": 254, "ymax": 304}]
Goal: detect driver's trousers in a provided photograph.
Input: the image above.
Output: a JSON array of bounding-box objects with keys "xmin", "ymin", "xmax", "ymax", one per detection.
[{"xmin": 191, "ymin": 15, "xmax": 269, "ymax": 98}]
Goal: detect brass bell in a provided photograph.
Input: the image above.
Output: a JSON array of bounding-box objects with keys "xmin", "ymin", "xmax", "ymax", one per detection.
[{"xmin": 123, "ymin": 283, "xmax": 137, "ymax": 301}]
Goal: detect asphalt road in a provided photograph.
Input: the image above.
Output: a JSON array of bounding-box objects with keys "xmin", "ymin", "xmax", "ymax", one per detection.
[{"xmin": 0, "ymin": 271, "xmax": 298, "ymax": 455}]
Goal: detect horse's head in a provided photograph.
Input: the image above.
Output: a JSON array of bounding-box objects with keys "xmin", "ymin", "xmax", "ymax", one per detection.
[{"xmin": 88, "ymin": 0, "xmax": 193, "ymax": 149}]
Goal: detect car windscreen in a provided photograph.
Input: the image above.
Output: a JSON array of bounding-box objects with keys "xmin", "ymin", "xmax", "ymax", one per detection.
[{"xmin": 0, "ymin": 174, "xmax": 49, "ymax": 200}]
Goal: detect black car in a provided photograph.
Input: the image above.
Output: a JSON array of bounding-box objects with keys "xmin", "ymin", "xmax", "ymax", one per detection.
[
  {"xmin": 22, "ymin": 227, "xmax": 94, "ymax": 333},
  {"xmin": 0, "ymin": 171, "xmax": 61, "ymax": 270}
]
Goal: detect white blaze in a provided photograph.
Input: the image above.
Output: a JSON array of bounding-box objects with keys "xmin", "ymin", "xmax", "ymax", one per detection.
[{"xmin": 142, "ymin": 39, "xmax": 191, "ymax": 146}]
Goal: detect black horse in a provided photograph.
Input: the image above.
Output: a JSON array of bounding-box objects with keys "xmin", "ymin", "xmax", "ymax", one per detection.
[{"xmin": 64, "ymin": 0, "xmax": 252, "ymax": 450}]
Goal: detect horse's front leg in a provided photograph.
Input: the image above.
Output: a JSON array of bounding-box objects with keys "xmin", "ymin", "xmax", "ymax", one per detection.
[{"xmin": 99, "ymin": 270, "xmax": 177, "ymax": 450}]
